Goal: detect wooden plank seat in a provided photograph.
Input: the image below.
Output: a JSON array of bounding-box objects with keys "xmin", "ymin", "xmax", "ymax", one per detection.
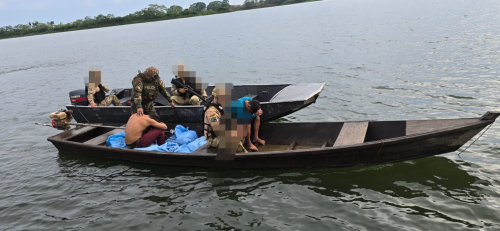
[
  {"xmin": 83, "ymin": 128, "xmax": 125, "ymax": 145},
  {"xmin": 333, "ymin": 122, "xmax": 369, "ymax": 147}
]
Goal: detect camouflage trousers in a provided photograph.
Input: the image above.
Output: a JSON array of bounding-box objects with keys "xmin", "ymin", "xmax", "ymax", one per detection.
[
  {"xmin": 97, "ymin": 95, "xmax": 121, "ymax": 106},
  {"xmin": 131, "ymin": 101, "xmax": 158, "ymax": 118},
  {"xmin": 171, "ymin": 95, "xmax": 202, "ymax": 105}
]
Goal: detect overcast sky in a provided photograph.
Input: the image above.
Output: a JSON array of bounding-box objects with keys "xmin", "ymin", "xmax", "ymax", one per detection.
[{"xmin": 0, "ymin": 0, "xmax": 245, "ymax": 27}]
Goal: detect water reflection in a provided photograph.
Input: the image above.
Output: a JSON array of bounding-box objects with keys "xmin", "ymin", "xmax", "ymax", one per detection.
[
  {"xmin": 56, "ymin": 151, "xmax": 485, "ymax": 200},
  {"xmin": 55, "ymin": 151, "xmax": 499, "ymax": 229}
]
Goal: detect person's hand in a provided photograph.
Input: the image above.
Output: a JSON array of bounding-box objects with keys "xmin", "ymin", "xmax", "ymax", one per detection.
[
  {"xmin": 90, "ymin": 102, "xmax": 97, "ymax": 108},
  {"xmin": 161, "ymin": 122, "xmax": 168, "ymax": 129},
  {"xmin": 257, "ymin": 109, "xmax": 263, "ymax": 116},
  {"xmin": 137, "ymin": 108, "xmax": 144, "ymax": 116},
  {"xmin": 178, "ymin": 88, "xmax": 187, "ymax": 94},
  {"xmin": 170, "ymin": 102, "xmax": 176, "ymax": 108}
]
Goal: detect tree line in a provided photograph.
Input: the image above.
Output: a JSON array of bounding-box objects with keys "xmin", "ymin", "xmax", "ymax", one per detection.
[{"xmin": 0, "ymin": 0, "xmax": 315, "ymax": 39}]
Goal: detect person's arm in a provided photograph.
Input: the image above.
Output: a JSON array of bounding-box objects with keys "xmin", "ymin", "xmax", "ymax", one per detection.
[
  {"xmin": 147, "ymin": 117, "xmax": 168, "ymax": 130},
  {"xmin": 201, "ymin": 89, "xmax": 207, "ymax": 101},
  {"xmin": 156, "ymin": 77, "xmax": 172, "ymax": 102},
  {"xmin": 87, "ymin": 88, "xmax": 96, "ymax": 107},
  {"xmin": 101, "ymin": 84, "xmax": 110, "ymax": 93},
  {"xmin": 172, "ymin": 86, "xmax": 180, "ymax": 96},
  {"xmin": 132, "ymin": 77, "xmax": 144, "ymax": 115}
]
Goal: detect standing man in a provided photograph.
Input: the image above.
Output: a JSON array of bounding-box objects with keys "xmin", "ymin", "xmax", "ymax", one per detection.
[
  {"xmin": 86, "ymin": 65, "xmax": 121, "ymax": 108},
  {"xmin": 131, "ymin": 66, "xmax": 176, "ymax": 119}
]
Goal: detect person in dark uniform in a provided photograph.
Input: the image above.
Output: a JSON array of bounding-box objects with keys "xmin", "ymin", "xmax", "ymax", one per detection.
[{"xmin": 130, "ymin": 66, "xmax": 176, "ymax": 119}]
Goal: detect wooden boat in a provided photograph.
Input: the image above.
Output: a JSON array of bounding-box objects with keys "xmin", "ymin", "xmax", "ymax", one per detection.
[
  {"xmin": 66, "ymin": 83, "xmax": 325, "ymax": 125},
  {"xmin": 47, "ymin": 111, "xmax": 499, "ymax": 169}
]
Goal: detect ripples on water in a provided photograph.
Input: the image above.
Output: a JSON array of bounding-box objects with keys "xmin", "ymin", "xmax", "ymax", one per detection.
[{"xmin": 0, "ymin": 0, "xmax": 500, "ymax": 230}]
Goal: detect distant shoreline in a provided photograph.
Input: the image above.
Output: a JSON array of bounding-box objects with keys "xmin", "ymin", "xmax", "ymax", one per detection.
[{"xmin": 0, "ymin": 0, "xmax": 319, "ymax": 40}]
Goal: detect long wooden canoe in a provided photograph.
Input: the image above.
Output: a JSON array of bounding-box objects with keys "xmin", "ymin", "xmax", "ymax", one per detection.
[{"xmin": 47, "ymin": 111, "xmax": 499, "ymax": 169}]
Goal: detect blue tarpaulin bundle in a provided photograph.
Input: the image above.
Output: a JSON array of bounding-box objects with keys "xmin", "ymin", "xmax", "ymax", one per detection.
[{"xmin": 106, "ymin": 125, "xmax": 206, "ymax": 153}]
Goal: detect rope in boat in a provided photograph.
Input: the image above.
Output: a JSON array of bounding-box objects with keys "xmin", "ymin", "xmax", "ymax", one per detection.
[
  {"xmin": 376, "ymin": 139, "xmax": 384, "ymax": 156},
  {"xmin": 74, "ymin": 105, "xmax": 91, "ymax": 124},
  {"xmin": 457, "ymin": 123, "xmax": 493, "ymax": 158}
]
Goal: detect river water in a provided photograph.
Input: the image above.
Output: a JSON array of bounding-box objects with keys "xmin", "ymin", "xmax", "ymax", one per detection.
[{"xmin": 1, "ymin": 0, "xmax": 500, "ymax": 230}]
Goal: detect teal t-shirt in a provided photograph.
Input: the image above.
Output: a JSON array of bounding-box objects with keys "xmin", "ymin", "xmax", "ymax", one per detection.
[{"xmin": 231, "ymin": 97, "xmax": 256, "ymax": 124}]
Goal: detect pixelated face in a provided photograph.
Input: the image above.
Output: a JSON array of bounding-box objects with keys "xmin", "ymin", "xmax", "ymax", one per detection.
[
  {"xmin": 172, "ymin": 59, "xmax": 189, "ymax": 78},
  {"xmin": 88, "ymin": 65, "xmax": 101, "ymax": 89},
  {"xmin": 213, "ymin": 83, "xmax": 233, "ymax": 106}
]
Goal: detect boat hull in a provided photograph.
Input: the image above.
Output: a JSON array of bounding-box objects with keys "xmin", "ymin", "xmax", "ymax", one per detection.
[
  {"xmin": 66, "ymin": 83, "xmax": 325, "ymax": 125},
  {"xmin": 48, "ymin": 116, "xmax": 495, "ymax": 169}
]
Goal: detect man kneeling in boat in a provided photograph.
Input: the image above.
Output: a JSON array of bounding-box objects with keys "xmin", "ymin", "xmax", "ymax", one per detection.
[{"xmin": 125, "ymin": 114, "xmax": 168, "ymax": 149}]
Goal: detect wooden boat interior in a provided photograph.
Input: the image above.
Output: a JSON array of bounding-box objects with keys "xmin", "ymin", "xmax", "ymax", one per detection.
[{"xmin": 58, "ymin": 115, "xmax": 487, "ymax": 153}]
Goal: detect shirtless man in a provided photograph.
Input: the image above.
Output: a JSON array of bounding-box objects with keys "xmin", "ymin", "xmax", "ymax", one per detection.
[{"xmin": 125, "ymin": 114, "xmax": 168, "ymax": 149}]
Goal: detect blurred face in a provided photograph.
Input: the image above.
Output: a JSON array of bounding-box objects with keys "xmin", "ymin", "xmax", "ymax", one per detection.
[
  {"xmin": 88, "ymin": 71, "xmax": 101, "ymax": 89},
  {"xmin": 214, "ymin": 83, "xmax": 233, "ymax": 107}
]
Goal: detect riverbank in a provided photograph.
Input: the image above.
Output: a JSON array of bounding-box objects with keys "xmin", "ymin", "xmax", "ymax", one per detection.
[{"xmin": 0, "ymin": 0, "xmax": 318, "ymax": 40}]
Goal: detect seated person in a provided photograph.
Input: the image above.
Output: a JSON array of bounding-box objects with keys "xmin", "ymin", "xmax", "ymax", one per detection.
[
  {"xmin": 86, "ymin": 66, "xmax": 120, "ymax": 108},
  {"xmin": 204, "ymin": 84, "xmax": 264, "ymax": 153},
  {"xmin": 170, "ymin": 62, "xmax": 207, "ymax": 105},
  {"xmin": 232, "ymin": 96, "xmax": 264, "ymax": 151},
  {"xmin": 204, "ymin": 85, "xmax": 248, "ymax": 155},
  {"xmin": 125, "ymin": 114, "xmax": 168, "ymax": 149}
]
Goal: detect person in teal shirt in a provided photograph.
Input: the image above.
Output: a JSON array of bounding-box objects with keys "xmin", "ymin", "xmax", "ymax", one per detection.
[{"xmin": 231, "ymin": 96, "xmax": 264, "ymax": 151}]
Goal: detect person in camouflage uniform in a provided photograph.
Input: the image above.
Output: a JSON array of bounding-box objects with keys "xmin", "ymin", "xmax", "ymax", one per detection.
[
  {"xmin": 131, "ymin": 66, "xmax": 176, "ymax": 119},
  {"xmin": 86, "ymin": 66, "xmax": 121, "ymax": 108},
  {"xmin": 204, "ymin": 84, "xmax": 248, "ymax": 154},
  {"xmin": 87, "ymin": 84, "xmax": 121, "ymax": 107}
]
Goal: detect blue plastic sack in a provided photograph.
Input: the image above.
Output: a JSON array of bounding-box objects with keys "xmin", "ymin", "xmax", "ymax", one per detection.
[
  {"xmin": 175, "ymin": 136, "xmax": 207, "ymax": 153},
  {"xmin": 106, "ymin": 127, "xmax": 205, "ymax": 153},
  {"xmin": 106, "ymin": 132, "xmax": 127, "ymax": 148},
  {"xmin": 175, "ymin": 125, "xmax": 198, "ymax": 145}
]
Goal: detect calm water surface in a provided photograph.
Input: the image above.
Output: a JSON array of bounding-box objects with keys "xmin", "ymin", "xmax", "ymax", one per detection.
[{"xmin": 1, "ymin": 0, "xmax": 500, "ymax": 230}]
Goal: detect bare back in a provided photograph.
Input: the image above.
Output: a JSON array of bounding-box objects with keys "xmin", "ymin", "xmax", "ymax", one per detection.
[{"xmin": 125, "ymin": 114, "xmax": 167, "ymax": 144}]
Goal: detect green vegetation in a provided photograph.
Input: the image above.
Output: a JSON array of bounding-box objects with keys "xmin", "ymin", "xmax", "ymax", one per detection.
[{"xmin": 0, "ymin": 0, "xmax": 317, "ymax": 40}]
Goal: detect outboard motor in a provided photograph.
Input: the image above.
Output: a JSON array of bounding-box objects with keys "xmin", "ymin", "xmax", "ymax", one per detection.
[{"xmin": 69, "ymin": 89, "xmax": 88, "ymax": 106}]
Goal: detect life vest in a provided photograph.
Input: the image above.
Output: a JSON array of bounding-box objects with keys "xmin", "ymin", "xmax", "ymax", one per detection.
[
  {"xmin": 142, "ymin": 80, "xmax": 158, "ymax": 103},
  {"xmin": 203, "ymin": 99, "xmax": 224, "ymax": 138},
  {"xmin": 174, "ymin": 78, "xmax": 201, "ymax": 99},
  {"xmin": 85, "ymin": 84, "xmax": 106, "ymax": 104}
]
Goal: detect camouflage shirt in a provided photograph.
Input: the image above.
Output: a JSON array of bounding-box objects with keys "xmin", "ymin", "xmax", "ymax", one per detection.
[{"xmin": 131, "ymin": 74, "xmax": 172, "ymax": 108}]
